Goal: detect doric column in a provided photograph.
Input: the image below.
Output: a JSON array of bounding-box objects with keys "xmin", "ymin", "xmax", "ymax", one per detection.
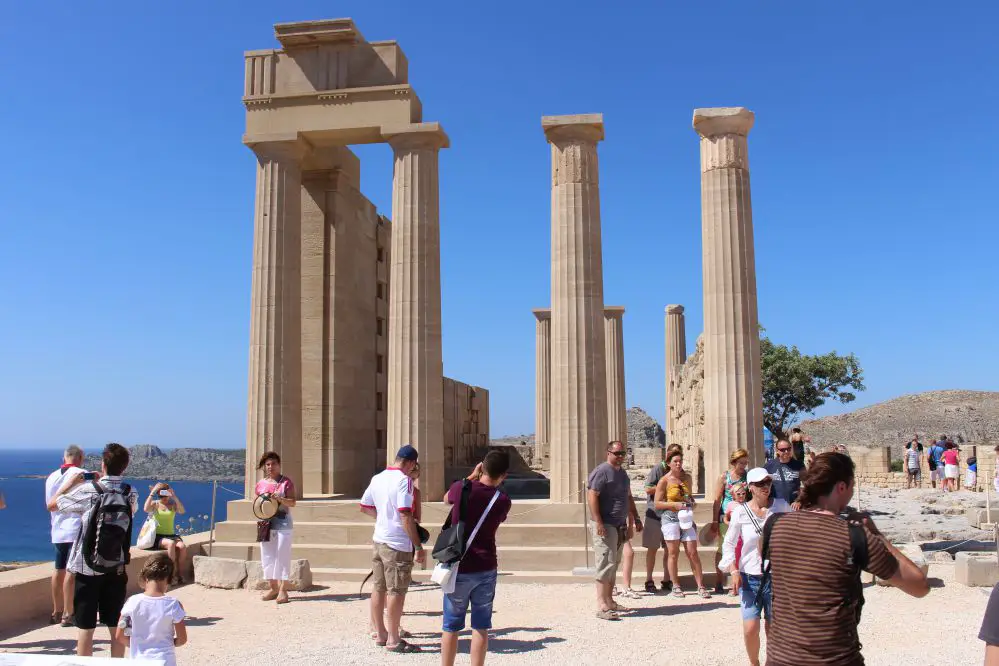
[
  {"xmin": 383, "ymin": 122, "xmax": 448, "ymax": 500},
  {"xmin": 543, "ymin": 114, "xmax": 608, "ymax": 503},
  {"xmin": 244, "ymin": 139, "xmax": 305, "ymax": 498},
  {"xmin": 664, "ymin": 304, "xmax": 687, "ymax": 445},
  {"xmin": 604, "ymin": 307, "xmax": 627, "ymax": 449},
  {"xmin": 533, "ymin": 308, "xmax": 552, "ymax": 468},
  {"xmin": 694, "ymin": 107, "xmax": 765, "ymax": 485}
]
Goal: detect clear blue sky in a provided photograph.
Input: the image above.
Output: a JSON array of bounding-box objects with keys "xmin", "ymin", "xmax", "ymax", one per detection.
[{"xmin": 1, "ymin": 1, "xmax": 995, "ymax": 450}]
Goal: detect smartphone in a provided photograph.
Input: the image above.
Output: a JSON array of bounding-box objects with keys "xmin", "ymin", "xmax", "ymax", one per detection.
[
  {"xmin": 82, "ymin": 472, "xmax": 97, "ymax": 481},
  {"xmin": 159, "ymin": 490, "xmax": 171, "ymax": 497}
]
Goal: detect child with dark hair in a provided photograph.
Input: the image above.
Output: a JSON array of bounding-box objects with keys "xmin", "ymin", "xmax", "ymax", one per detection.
[{"xmin": 117, "ymin": 554, "xmax": 187, "ymax": 666}]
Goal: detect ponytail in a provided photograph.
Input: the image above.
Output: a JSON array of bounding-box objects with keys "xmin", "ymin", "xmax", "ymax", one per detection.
[{"xmin": 798, "ymin": 452, "xmax": 855, "ymax": 509}]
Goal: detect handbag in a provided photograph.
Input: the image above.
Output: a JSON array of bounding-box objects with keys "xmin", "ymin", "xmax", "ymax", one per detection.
[
  {"xmin": 136, "ymin": 514, "xmax": 158, "ymax": 550},
  {"xmin": 431, "ymin": 480, "xmax": 473, "ymax": 563},
  {"xmin": 256, "ymin": 519, "xmax": 272, "ymax": 543},
  {"xmin": 431, "ymin": 490, "xmax": 501, "ymax": 594}
]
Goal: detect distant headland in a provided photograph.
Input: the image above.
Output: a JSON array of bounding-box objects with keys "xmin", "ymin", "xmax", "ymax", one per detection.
[{"xmin": 17, "ymin": 445, "xmax": 244, "ymax": 483}]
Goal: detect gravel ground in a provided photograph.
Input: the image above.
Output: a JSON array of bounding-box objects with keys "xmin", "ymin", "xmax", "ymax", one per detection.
[{"xmin": 1, "ymin": 564, "xmax": 990, "ymax": 665}]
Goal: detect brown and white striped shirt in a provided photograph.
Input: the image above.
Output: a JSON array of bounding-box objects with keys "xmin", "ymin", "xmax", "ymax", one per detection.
[{"xmin": 766, "ymin": 511, "xmax": 899, "ymax": 666}]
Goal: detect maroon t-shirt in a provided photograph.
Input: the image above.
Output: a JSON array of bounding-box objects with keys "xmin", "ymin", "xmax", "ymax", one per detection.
[{"xmin": 446, "ymin": 480, "xmax": 512, "ymax": 574}]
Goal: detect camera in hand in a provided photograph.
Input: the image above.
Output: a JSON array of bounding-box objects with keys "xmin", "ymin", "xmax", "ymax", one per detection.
[
  {"xmin": 159, "ymin": 490, "xmax": 171, "ymax": 497},
  {"xmin": 82, "ymin": 471, "xmax": 97, "ymax": 481}
]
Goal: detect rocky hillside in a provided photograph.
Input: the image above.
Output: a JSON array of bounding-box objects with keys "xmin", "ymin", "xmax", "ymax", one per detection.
[
  {"xmin": 799, "ymin": 390, "xmax": 999, "ymax": 459},
  {"xmin": 83, "ymin": 445, "xmax": 243, "ymax": 482},
  {"xmin": 627, "ymin": 407, "xmax": 665, "ymax": 448}
]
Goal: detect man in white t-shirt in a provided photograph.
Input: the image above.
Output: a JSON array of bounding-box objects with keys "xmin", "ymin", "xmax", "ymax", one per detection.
[
  {"xmin": 44, "ymin": 444, "xmax": 85, "ymax": 626},
  {"xmin": 360, "ymin": 445, "xmax": 425, "ymax": 654}
]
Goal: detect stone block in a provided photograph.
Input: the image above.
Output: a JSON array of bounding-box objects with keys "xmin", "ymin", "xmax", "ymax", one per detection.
[
  {"xmin": 968, "ymin": 507, "xmax": 999, "ymax": 528},
  {"xmin": 193, "ymin": 556, "xmax": 247, "ymax": 589},
  {"xmin": 956, "ymin": 552, "xmax": 999, "ymax": 587},
  {"xmin": 245, "ymin": 559, "xmax": 313, "ymax": 591}
]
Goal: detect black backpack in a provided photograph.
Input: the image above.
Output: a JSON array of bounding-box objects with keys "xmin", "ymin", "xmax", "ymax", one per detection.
[
  {"xmin": 760, "ymin": 512, "xmax": 869, "ymax": 624},
  {"xmin": 432, "ymin": 480, "xmax": 472, "ymax": 564},
  {"xmin": 81, "ymin": 482, "xmax": 134, "ymax": 574}
]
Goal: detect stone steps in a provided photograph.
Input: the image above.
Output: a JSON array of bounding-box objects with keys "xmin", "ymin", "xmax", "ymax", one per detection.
[{"xmin": 311, "ymin": 567, "xmax": 722, "ymax": 587}]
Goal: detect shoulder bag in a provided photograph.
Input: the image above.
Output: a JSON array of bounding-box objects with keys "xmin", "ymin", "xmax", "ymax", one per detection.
[{"xmin": 431, "ymin": 490, "xmax": 501, "ymax": 594}]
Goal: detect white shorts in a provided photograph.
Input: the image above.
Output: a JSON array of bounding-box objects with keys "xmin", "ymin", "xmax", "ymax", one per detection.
[
  {"xmin": 931, "ymin": 467, "xmax": 946, "ymax": 481},
  {"xmin": 661, "ymin": 521, "xmax": 697, "ymax": 542},
  {"xmin": 945, "ymin": 464, "xmax": 959, "ymax": 479}
]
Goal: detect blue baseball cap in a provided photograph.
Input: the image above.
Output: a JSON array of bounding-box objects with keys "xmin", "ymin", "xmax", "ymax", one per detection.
[{"xmin": 396, "ymin": 445, "xmax": 419, "ymax": 461}]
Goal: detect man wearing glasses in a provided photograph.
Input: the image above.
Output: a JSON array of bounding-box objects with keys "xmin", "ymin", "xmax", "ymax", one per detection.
[
  {"xmin": 587, "ymin": 440, "xmax": 642, "ymax": 620},
  {"xmin": 765, "ymin": 439, "xmax": 805, "ymax": 508}
]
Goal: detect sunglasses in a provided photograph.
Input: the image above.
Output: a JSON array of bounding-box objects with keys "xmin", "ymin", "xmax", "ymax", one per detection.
[
  {"xmin": 751, "ymin": 480, "xmax": 773, "ymax": 487},
  {"xmin": 610, "ymin": 450, "xmax": 626, "ymax": 457},
  {"xmin": 777, "ymin": 447, "xmax": 792, "ymax": 453}
]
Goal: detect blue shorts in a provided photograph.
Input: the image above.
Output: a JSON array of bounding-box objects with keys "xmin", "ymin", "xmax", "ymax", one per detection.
[
  {"xmin": 54, "ymin": 542, "xmax": 73, "ymax": 570},
  {"xmin": 442, "ymin": 569, "xmax": 498, "ymax": 632},
  {"xmin": 740, "ymin": 573, "xmax": 771, "ymax": 621}
]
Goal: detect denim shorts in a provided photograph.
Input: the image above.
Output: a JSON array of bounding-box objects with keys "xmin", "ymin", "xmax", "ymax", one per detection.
[
  {"xmin": 740, "ymin": 573, "xmax": 771, "ymax": 621},
  {"xmin": 53, "ymin": 542, "xmax": 72, "ymax": 570},
  {"xmin": 442, "ymin": 569, "xmax": 498, "ymax": 632}
]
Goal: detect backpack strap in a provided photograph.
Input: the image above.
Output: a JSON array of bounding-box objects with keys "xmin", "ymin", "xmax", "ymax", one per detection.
[
  {"xmin": 848, "ymin": 522, "xmax": 869, "ymax": 571},
  {"xmin": 440, "ymin": 479, "xmax": 472, "ymax": 530},
  {"xmin": 755, "ymin": 511, "xmax": 786, "ymax": 609}
]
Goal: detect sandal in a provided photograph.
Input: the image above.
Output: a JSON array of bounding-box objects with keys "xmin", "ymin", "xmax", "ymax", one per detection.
[
  {"xmin": 698, "ymin": 587, "xmax": 712, "ymax": 599},
  {"xmin": 386, "ymin": 639, "xmax": 421, "ymax": 653},
  {"xmin": 644, "ymin": 580, "xmax": 657, "ymax": 594},
  {"xmin": 671, "ymin": 585, "xmax": 684, "ymax": 599},
  {"xmin": 610, "ymin": 601, "xmax": 629, "ymax": 612},
  {"xmin": 611, "ymin": 586, "xmax": 621, "ymax": 597},
  {"xmin": 49, "ymin": 612, "xmax": 61, "ymax": 625},
  {"xmin": 621, "ymin": 588, "xmax": 641, "ymax": 599},
  {"xmin": 61, "ymin": 613, "xmax": 74, "ymax": 628},
  {"xmin": 276, "ymin": 593, "xmax": 290, "ymax": 604},
  {"xmin": 661, "ymin": 580, "xmax": 671, "ymax": 591},
  {"xmin": 261, "ymin": 590, "xmax": 278, "ymax": 602},
  {"xmin": 595, "ymin": 609, "xmax": 620, "ymax": 621}
]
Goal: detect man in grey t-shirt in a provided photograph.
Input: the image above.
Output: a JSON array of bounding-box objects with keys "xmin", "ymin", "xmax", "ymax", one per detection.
[{"xmin": 587, "ymin": 441, "xmax": 641, "ymax": 620}]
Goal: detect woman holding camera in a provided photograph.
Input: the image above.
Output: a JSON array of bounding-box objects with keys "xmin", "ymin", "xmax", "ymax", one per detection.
[
  {"xmin": 255, "ymin": 451, "xmax": 297, "ymax": 604},
  {"xmin": 144, "ymin": 483, "xmax": 187, "ymax": 585},
  {"xmin": 654, "ymin": 449, "xmax": 709, "ymax": 598}
]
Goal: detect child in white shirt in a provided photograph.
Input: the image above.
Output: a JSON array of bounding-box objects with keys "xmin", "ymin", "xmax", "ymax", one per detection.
[{"xmin": 117, "ymin": 554, "xmax": 187, "ymax": 666}]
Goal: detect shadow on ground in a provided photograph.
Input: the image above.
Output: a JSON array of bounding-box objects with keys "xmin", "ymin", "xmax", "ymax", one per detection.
[
  {"xmin": 0, "ymin": 638, "xmax": 108, "ymax": 654},
  {"xmin": 624, "ymin": 601, "xmax": 732, "ymax": 618},
  {"xmin": 185, "ymin": 616, "xmax": 223, "ymax": 627}
]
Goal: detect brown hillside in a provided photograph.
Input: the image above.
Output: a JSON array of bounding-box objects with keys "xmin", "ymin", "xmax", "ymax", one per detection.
[{"xmin": 799, "ymin": 390, "xmax": 999, "ymax": 459}]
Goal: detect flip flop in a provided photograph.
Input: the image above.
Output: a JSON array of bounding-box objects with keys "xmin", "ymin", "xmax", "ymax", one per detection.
[
  {"xmin": 48, "ymin": 612, "xmax": 60, "ymax": 625},
  {"xmin": 595, "ymin": 609, "xmax": 620, "ymax": 621},
  {"xmin": 276, "ymin": 594, "xmax": 290, "ymax": 604},
  {"xmin": 386, "ymin": 640, "xmax": 421, "ymax": 653}
]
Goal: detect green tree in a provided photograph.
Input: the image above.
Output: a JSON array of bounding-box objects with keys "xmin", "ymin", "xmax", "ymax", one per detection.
[{"xmin": 761, "ymin": 335, "xmax": 865, "ymax": 441}]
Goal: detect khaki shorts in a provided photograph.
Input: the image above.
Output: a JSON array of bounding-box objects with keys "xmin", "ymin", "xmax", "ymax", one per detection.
[
  {"xmin": 590, "ymin": 521, "xmax": 625, "ymax": 584},
  {"xmin": 372, "ymin": 542, "xmax": 414, "ymax": 596},
  {"xmin": 642, "ymin": 514, "xmax": 665, "ymax": 549}
]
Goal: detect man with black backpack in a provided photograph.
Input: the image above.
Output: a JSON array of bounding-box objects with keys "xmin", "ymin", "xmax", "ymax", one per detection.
[
  {"xmin": 48, "ymin": 442, "xmax": 137, "ymax": 658},
  {"xmin": 763, "ymin": 452, "xmax": 928, "ymax": 665}
]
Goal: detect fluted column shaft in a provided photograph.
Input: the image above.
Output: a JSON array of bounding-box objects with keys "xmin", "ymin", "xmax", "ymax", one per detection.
[
  {"xmin": 604, "ymin": 307, "xmax": 627, "ymax": 448},
  {"xmin": 245, "ymin": 141, "xmax": 304, "ymax": 498},
  {"xmin": 665, "ymin": 304, "xmax": 687, "ymax": 446},
  {"xmin": 694, "ymin": 107, "xmax": 764, "ymax": 486},
  {"xmin": 544, "ymin": 115, "xmax": 608, "ymax": 503},
  {"xmin": 533, "ymin": 308, "xmax": 552, "ymax": 466},
  {"xmin": 384, "ymin": 123, "xmax": 448, "ymax": 500}
]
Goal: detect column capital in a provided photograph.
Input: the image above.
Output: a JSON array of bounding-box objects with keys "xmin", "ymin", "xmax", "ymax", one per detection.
[
  {"xmin": 246, "ymin": 134, "xmax": 310, "ymax": 163},
  {"xmin": 532, "ymin": 307, "xmax": 551, "ymax": 321},
  {"xmin": 692, "ymin": 107, "xmax": 754, "ymax": 139},
  {"xmin": 666, "ymin": 304, "xmax": 685, "ymax": 315},
  {"xmin": 542, "ymin": 114, "xmax": 604, "ymax": 144},
  {"xmin": 382, "ymin": 121, "xmax": 449, "ymax": 151},
  {"xmin": 603, "ymin": 306, "xmax": 625, "ymax": 319}
]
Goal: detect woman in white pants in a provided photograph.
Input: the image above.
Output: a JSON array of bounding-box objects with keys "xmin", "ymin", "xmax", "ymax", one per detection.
[{"xmin": 255, "ymin": 451, "xmax": 297, "ymax": 604}]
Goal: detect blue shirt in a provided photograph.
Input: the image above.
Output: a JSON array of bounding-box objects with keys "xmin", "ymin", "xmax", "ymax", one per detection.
[{"xmin": 929, "ymin": 445, "xmax": 945, "ymax": 464}]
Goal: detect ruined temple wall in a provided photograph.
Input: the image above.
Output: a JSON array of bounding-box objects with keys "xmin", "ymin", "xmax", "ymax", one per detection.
[{"xmin": 672, "ymin": 334, "xmax": 706, "ymax": 493}]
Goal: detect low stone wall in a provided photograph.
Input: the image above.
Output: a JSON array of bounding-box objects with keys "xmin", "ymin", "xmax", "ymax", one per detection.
[
  {"xmin": 631, "ymin": 448, "xmax": 664, "ymax": 471},
  {"xmin": 0, "ymin": 531, "xmax": 212, "ymax": 635}
]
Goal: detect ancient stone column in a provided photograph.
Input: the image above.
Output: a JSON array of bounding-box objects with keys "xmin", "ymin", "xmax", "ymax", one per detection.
[
  {"xmin": 244, "ymin": 139, "xmax": 305, "ymax": 498},
  {"xmin": 543, "ymin": 114, "xmax": 609, "ymax": 503},
  {"xmin": 383, "ymin": 122, "xmax": 448, "ymax": 501},
  {"xmin": 694, "ymin": 107, "xmax": 765, "ymax": 485},
  {"xmin": 604, "ymin": 307, "xmax": 627, "ymax": 448},
  {"xmin": 664, "ymin": 304, "xmax": 687, "ymax": 445},
  {"xmin": 533, "ymin": 308, "xmax": 552, "ymax": 469}
]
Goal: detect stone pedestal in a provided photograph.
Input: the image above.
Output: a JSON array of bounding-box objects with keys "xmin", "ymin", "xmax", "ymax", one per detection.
[
  {"xmin": 693, "ymin": 107, "xmax": 764, "ymax": 484},
  {"xmin": 604, "ymin": 307, "xmax": 627, "ymax": 447},
  {"xmin": 384, "ymin": 122, "xmax": 448, "ymax": 500},
  {"xmin": 543, "ymin": 114, "xmax": 608, "ymax": 503},
  {"xmin": 664, "ymin": 304, "xmax": 687, "ymax": 446},
  {"xmin": 533, "ymin": 308, "xmax": 552, "ymax": 468},
  {"xmin": 245, "ymin": 140, "xmax": 305, "ymax": 498}
]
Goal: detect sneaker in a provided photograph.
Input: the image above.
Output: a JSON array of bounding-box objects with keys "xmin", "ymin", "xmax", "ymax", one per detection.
[{"xmin": 644, "ymin": 580, "xmax": 657, "ymax": 594}]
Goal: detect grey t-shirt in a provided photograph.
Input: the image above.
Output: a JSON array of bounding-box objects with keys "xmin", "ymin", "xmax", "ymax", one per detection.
[
  {"xmin": 645, "ymin": 461, "xmax": 667, "ymax": 513},
  {"xmin": 981, "ymin": 582, "xmax": 999, "ymax": 645},
  {"xmin": 587, "ymin": 462, "xmax": 630, "ymax": 527}
]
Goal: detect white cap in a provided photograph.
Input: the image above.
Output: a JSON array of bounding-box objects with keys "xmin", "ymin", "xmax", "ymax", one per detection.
[{"xmin": 746, "ymin": 467, "xmax": 771, "ymax": 484}]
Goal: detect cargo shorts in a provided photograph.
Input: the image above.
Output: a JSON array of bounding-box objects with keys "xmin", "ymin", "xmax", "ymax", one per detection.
[
  {"xmin": 372, "ymin": 542, "xmax": 414, "ymax": 595},
  {"xmin": 589, "ymin": 521, "xmax": 626, "ymax": 584}
]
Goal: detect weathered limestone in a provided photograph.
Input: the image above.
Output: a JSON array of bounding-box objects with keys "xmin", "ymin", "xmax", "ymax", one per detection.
[
  {"xmin": 664, "ymin": 304, "xmax": 687, "ymax": 447},
  {"xmin": 245, "ymin": 140, "xmax": 305, "ymax": 498},
  {"xmin": 694, "ymin": 107, "xmax": 765, "ymax": 484},
  {"xmin": 604, "ymin": 307, "xmax": 627, "ymax": 447},
  {"xmin": 246, "ymin": 559, "xmax": 314, "ymax": 591},
  {"xmin": 544, "ymin": 114, "xmax": 609, "ymax": 501},
  {"xmin": 193, "ymin": 556, "xmax": 248, "ymax": 589},
  {"xmin": 384, "ymin": 122, "xmax": 448, "ymax": 500},
  {"xmin": 533, "ymin": 308, "xmax": 552, "ymax": 468},
  {"xmin": 955, "ymin": 552, "xmax": 999, "ymax": 587}
]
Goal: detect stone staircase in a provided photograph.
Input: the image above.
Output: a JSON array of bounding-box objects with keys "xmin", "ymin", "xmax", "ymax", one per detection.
[{"xmin": 211, "ymin": 497, "xmax": 723, "ymax": 586}]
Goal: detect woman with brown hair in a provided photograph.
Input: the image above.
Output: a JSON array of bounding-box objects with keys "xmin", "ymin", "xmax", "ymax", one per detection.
[
  {"xmin": 254, "ymin": 451, "xmax": 297, "ymax": 604},
  {"xmin": 655, "ymin": 449, "xmax": 710, "ymax": 598},
  {"xmin": 711, "ymin": 448, "xmax": 750, "ymax": 593}
]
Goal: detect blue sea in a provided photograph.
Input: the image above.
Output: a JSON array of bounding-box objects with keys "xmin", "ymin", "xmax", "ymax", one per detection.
[{"xmin": 0, "ymin": 449, "xmax": 243, "ymax": 563}]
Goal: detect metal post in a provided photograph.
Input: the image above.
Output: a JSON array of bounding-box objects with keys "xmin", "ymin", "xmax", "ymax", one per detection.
[
  {"xmin": 988, "ymin": 480, "xmax": 993, "ymax": 526},
  {"xmin": 208, "ymin": 480, "xmax": 218, "ymax": 557},
  {"xmin": 856, "ymin": 475, "xmax": 861, "ymax": 513},
  {"xmin": 582, "ymin": 484, "xmax": 591, "ymax": 568}
]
